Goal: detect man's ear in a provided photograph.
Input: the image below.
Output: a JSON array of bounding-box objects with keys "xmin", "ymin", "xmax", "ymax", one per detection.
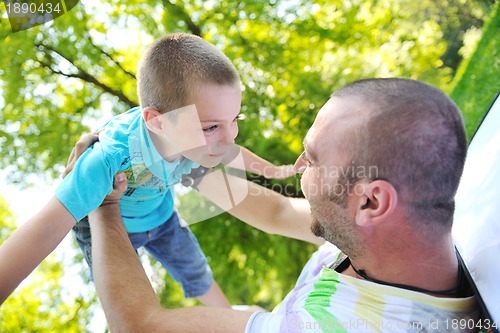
[
  {"xmin": 354, "ymin": 180, "xmax": 398, "ymax": 227},
  {"xmin": 143, "ymin": 107, "xmax": 166, "ymax": 134}
]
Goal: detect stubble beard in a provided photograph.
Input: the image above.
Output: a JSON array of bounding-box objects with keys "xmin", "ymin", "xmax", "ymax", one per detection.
[{"xmin": 310, "ymin": 203, "xmax": 364, "ymax": 259}]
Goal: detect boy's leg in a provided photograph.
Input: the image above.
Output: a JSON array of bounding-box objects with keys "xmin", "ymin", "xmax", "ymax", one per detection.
[
  {"xmin": 72, "ymin": 216, "xmax": 94, "ymax": 278},
  {"xmin": 73, "ymin": 217, "xmax": 147, "ymax": 280},
  {"xmin": 144, "ymin": 212, "xmax": 230, "ymax": 308},
  {"xmin": 197, "ymin": 280, "xmax": 231, "ymax": 308}
]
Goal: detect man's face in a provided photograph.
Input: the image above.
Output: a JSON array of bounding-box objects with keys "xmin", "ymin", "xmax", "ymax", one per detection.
[
  {"xmin": 161, "ymin": 83, "xmax": 242, "ymax": 167},
  {"xmin": 294, "ymin": 96, "xmax": 366, "ymax": 258}
]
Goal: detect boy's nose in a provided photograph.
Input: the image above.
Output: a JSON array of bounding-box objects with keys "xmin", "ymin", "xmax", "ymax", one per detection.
[{"xmin": 220, "ymin": 129, "xmax": 235, "ymax": 144}]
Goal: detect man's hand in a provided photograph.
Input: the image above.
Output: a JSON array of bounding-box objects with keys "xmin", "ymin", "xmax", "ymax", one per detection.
[
  {"xmin": 62, "ymin": 132, "xmax": 101, "ymax": 178},
  {"xmin": 62, "ymin": 131, "xmax": 126, "ymax": 206},
  {"xmin": 102, "ymin": 173, "xmax": 128, "ymax": 206}
]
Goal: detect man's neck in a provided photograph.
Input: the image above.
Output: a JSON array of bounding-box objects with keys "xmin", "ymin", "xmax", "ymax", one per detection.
[{"xmin": 346, "ymin": 233, "xmax": 460, "ymax": 297}]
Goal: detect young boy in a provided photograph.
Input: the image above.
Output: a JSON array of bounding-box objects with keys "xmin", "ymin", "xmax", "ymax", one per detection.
[{"xmin": 57, "ymin": 33, "xmax": 294, "ymax": 307}]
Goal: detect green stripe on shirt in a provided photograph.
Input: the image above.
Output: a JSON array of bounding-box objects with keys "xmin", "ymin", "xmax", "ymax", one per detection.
[{"xmin": 304, "ymin": 268, "xmax": 348, "ymax": 332}]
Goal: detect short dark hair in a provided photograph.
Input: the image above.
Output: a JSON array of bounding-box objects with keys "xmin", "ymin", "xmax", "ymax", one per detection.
[{"xmin": 333, "ymin": 78, "xmax": 467, "ymax": 227}]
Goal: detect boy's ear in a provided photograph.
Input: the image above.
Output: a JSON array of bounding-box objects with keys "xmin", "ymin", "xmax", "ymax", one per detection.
[
  {"xmin": 143, "ymin": 107, "xmax": 166, "ymax": 134},
  {"xmin": 354, "ymin": 180, "xmax": 398, "ymax": 227}
]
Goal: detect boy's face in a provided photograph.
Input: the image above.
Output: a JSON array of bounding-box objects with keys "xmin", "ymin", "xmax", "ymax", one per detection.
[{"xmin": 161, "ymin": 83, "xmax": 242, "ymax": 167}]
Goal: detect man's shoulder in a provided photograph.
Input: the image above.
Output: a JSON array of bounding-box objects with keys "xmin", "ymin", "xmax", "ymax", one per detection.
[
  {"xmin": 310, "ymin": 242, "xmax": 342, "ymax": 268},
  {"xmin": 292, "ymin": 242, "xmax": 341, "ymax": 285}
]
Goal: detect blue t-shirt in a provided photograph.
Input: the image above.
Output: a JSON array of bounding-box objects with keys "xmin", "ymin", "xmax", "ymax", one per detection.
[{"xmin": 56, "ymin": 107, "xmax": 198, "ymax": 232}]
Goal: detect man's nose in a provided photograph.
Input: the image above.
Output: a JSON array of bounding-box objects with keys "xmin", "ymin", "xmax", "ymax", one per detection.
[{"xmin": 294, "ymin": 153, "xmax": 306, "ymax": 174}]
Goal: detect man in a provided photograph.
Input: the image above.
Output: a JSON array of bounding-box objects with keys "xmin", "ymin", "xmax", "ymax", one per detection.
[{"xmin": 87, "ymin": 78, "xmax": 478, "ymax": 332}]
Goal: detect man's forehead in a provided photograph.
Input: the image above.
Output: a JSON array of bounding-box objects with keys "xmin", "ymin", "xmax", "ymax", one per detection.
[
  {"xmin": 316, "ymin": 96, "xmax": 371, "ymax": 129},
  {"xmin": 303, "ymin": 96, "xmax": 367, "ymax": 158},
  {"xmin": 306, "ymin": 98, "xmax": 346, "ymax": 138},
  {"xmin": 320, "ymin": 95, "xmax": 365, "ymax": 117}
]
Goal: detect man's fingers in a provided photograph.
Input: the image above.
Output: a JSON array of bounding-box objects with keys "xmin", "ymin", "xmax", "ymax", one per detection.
[
  {"xmin": 74, "ymin": 132, "xmax": 100, "ymax": 157},
  {"xmin": 62, "ymin": 132, "xmax": 101, "ymax": 178},
  {"xmin": 101, "ymin": 173, "xmax": 128, "ymax": 206},
  {"xmin": 113, "ymin": 173, "xmax": 128, "ymax": 193},
  {"xmin": 62, "ymin": 148, "xmax": 77, "ymax": 178}
]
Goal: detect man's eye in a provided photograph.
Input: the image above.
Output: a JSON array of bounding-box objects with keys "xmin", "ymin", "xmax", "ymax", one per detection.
[
  {"xmin": 302, "ymin": 153, "xmax": 312, "ymax": 166},
  {"xmin": 203, "ymin": 125, "xmax": 218, "ymax": 133},
  {"xmin": 303, "ymin": 154, "xmax": 312, "ymax": 166}
]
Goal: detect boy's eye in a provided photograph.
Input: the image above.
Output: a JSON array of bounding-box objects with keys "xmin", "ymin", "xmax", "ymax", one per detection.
[{"xmin": 203, "ymin": 125, "xmax": 218, "ymax": 133}]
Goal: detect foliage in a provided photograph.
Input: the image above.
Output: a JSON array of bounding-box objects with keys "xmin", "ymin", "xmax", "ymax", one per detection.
[
  {"xmin": 191, "ymin": 214, "xmax": 315, "ymax": 308},
  {"xmin": 0, "ymin": 197, "xmax": 95, "ymax": 332},
  {"xmin": 0, "ymin": 0, "xmax": 492, "ymax": 185},
  {"xmin": 450, "ymin": 0, "xmax": 500, "ymax": 140},
  {"xmin": 0, "ymin": 197, "xmax": 16, "ymax": 240},
  {"xmin": 0, "ymin": 0, "xmax": 496, "ymax": 331},
  {"xmin": 0, "ymin": 262, "xmax": 95, "ymax": 332}
]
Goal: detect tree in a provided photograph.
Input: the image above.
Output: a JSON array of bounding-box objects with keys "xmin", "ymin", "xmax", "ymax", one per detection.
[
  {"xmin": 0, "ymin": 197, "xmax": 95, "ymax": 332},
  {"xmin": 0, "ymin": 0, "xmax": 496, "ymax": 330},
  {"xmin": 0, "ymin": 0, "xmax": 492, "ymax": 184},
  {"xmin": 450, "ymin": 0, "xmax": 500, "ymax": 138}
]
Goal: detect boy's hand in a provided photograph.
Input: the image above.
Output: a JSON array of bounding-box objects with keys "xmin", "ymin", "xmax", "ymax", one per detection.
[
  {"xmin": 269, "ymin": 164, "xmax": 296, "ymax": 179},
  {"xmin": 62, "ymin": 132, "xmax": 101, "ymax": 178}
]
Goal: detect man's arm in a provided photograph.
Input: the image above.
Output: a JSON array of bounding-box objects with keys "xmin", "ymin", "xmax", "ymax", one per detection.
[
  {"xmin": 0, "ymin": 196, "xmax": 76, "ymax": 304},
  {"xmin": 89, "ymin": 176, "xmax": 253, "ymax": 333}
]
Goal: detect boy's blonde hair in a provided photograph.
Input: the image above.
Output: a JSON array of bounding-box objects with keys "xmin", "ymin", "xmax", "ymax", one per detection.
[{"xmin": 137, "ymin": 33, "xmax": 240, "ymax": 114}]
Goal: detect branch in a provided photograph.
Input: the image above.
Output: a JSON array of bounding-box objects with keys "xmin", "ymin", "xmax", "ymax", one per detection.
[
  {"xmin": 35, "ymin": 43, "xmax": 138, "ymax": 108},
  {"xmin": 162, "ymin": 0, "xmax": 202, "ymax": 37},
  {"xmin": 87, "ymin": 35, "xmax": 137, "ymax": 80}
]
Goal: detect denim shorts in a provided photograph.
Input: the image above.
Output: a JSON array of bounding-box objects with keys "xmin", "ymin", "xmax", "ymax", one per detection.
[{"xmin": 72, "ymin": 211, "xmax": 213, "ymax": 298}]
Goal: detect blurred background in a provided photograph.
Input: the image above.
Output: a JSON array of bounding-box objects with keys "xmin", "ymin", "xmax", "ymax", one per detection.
[{"xmin": 1, "ymin": 0, "xmax": 499, "ymax": 331}]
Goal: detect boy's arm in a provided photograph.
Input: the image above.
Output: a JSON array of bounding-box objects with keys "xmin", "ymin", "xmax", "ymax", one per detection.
[
  {"xmin": 197, "ymin": 171, "xmax": 324, "ymax": 245},
  {"xmin": 62, "ymin": 134, "xmax": 323, "ymax": 245},
  {"xmin": 0, "ymin": 196, "xmax": 76, "ymax": 304},
  {"xmin": 239, "ymin": 146, "xmax": 296, "ymax": 179},
  {"xmin": 89, "ymin": 177, "xmax": 253, "ymax": 333}
]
